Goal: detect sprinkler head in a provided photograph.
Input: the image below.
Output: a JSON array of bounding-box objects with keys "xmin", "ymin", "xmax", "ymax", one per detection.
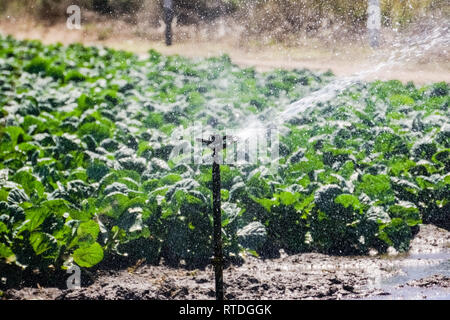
[{"xmin": 197, "ymin": 135, "xmax": 237, "ymax": 151}]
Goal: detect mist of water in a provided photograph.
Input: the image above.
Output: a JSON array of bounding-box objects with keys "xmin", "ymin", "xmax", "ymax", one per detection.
[{"xmin": 234, "ymin": 24, "xmax": 449, "ymax": 141}]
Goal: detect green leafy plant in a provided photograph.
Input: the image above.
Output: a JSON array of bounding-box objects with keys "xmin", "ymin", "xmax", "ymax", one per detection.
[{"xmin": 0, "ymin": 35, "xmax": 448, "ymax": 276}]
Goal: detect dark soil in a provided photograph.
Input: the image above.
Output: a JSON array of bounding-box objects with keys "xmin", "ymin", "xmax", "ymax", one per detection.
[{"xmin": 3, "ymin": 224, "xmax": 449, "ymax": 300}]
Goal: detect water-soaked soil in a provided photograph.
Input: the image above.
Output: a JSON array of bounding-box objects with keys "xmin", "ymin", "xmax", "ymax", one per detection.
[
  {"xmin": 3, "ymin": 224, "xmax": 449, "ymax": 300},
  {"xmin": 403, "ymin": 274, "xmax": 450, "ymax": 288},
  {"xmin": 366, "ymin": 249, "xmax": 450, "ymax": 300},
  {"xmin": 368, "ymin": 273, "xmax": 450, "ymax": 300}
]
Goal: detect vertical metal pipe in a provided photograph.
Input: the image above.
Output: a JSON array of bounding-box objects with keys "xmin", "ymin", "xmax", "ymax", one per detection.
[
  {"xmin": 212, "ymin": 150, "xmax": 224, "ymax": 300},
  {"xmin": 163, "ymin": 0, "xmax": 174, "ymax": 46}
]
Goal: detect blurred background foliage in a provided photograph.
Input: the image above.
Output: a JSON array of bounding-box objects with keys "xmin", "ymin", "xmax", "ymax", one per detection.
[{"xmin": 0, "ymin": 0, "xmax": 447, "ymax": 30}]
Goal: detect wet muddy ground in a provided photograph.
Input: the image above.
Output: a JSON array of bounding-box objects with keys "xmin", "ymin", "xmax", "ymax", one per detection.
[{"xmin": 3, "ymin": 224, "xmax": 449, "ymax": 300}]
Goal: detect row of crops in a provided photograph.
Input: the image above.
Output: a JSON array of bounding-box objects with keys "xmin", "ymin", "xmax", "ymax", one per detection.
[{"xmin": 0, "ymin": 35, "xmax": 449, "ymax": 274}]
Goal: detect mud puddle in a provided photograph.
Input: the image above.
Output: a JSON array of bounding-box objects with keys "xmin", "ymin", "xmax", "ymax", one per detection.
[{"xmin": 366, "ymin": 251, "xmax": 450, "ymax": 300}]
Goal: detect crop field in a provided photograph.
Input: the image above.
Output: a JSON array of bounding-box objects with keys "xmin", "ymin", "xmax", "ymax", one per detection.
[{"xmin": 0, "ymin": 34, "xmax": 449, "ymax": 281}]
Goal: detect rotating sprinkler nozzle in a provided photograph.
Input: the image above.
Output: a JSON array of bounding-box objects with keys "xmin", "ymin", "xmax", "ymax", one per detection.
[{"xmin": 198, "ymin": 134, "xmax": 236, "ymax": 301}]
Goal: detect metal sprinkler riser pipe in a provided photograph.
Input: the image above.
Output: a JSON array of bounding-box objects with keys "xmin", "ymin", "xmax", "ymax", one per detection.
[{"xmin": 198, "ymin": 134, "xmax": 236, "ymax": 301}]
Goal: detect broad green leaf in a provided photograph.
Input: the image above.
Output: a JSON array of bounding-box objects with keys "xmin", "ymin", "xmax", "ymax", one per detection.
[
  {"xmin": 357, "ymin": 174, "xmax": 393, "ymax": 203},
  {"xmin": 388, "ymin": 203, "xmax": 421, "ymax": 227},
  {"xmin": 251, "ymin": 196, "xmax": 278, "ymax": 212},
  {"xmin": 335, "ymin": 194, "xmax": 361, "ymax": 211},
  {"xmin": 0, "ymin": 243, "xmax": 15, "ymax": 262},
  {"xmin": 277, "ymin": 191, "xmax": 299, "ymax": 206},
  {"xmin": 118, "ymin": 207, "xmax": 143, "ymax": 234},
  {"xmin": 42, "ymin": 199, "xmax": 71, "ymax": 216},
  {"xmin": 77, "ymin": 220, "xmax": 100, "ymax": 243},
  {"xmin": 73, "ymin": 242, "xmax": 104, "ymax": 267},
  {"xmin": 25, "ymin": 206, "xmax": 50, "ymax": 231},
  {"xmin": 29, "ymin": 232, "xmax": 57, "ymax": 256},
  {"xmin": 13, "ymin": 170, "xmax": 45, "ymax": 198}
]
